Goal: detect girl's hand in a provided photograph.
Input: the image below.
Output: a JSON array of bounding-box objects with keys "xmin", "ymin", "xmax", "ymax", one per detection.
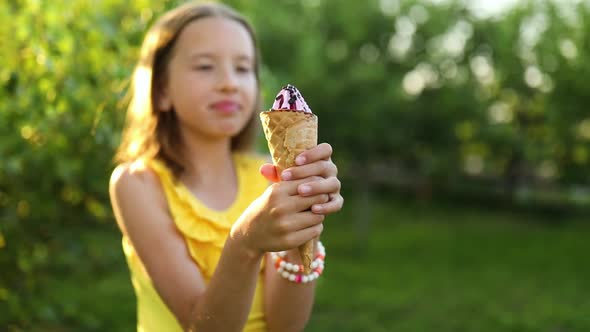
[
  {"xmin": 230, "ymin": 176, "xmax": 329, "ymax": 256},
  {"xmin": 260, "ymin": 143, "xmax": 344, "ymax": 215}
]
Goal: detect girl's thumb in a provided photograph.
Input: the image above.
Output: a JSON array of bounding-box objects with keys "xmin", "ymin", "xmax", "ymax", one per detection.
[{"xmin": 259, "ymin": 163, "xmax": 280, "ymax": 183}]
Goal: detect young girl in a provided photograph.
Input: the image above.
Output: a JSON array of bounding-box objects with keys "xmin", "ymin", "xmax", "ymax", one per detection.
[{"xmin": 109, "ymin": 2, "xmax": 343, "ymax": 331}]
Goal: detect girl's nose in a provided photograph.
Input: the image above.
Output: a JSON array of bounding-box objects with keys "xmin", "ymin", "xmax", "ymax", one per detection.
[{"xmin": 218, "ymin": 66, "xmax": 238, "ymax": 93}]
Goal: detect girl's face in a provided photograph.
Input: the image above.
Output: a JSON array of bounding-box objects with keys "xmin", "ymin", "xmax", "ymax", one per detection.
[{"xmin": 160, "ymin": 17, "xmax": 257, "ymax": 143}]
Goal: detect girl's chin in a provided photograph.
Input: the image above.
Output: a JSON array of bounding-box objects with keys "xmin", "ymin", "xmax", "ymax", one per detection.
[
  {"xmin": 192, "ymin": 119, "xmax": 248, "ymax": 140},
  {"xmin": 219, "ymin": 121, "xmax": 249, "ymax": 136},
  {"xmin": 218, "ymin": 125, "xmax": 242, "ymax": 136},
  {"xmin": 207, "ymin": 128, "xmax": 242, "ymax": 141}
]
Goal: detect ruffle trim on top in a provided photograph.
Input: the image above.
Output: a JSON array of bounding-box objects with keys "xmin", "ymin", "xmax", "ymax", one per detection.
[
  {"xmin": 148, "ymin": 159, "xmax": 231, "ymax": 244},
  {"xmin": 146, "ymin": 154, "xmax": 267, "ymax": 278}
]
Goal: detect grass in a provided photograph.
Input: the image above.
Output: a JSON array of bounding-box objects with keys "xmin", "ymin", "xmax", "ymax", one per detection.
[
  {"xmin": 28, "ymin": 195, "xmax": 590, "ymax": 331},
  {"xmin": 309, "ymin": 196, "xmax": 590, "ymax": 332}
]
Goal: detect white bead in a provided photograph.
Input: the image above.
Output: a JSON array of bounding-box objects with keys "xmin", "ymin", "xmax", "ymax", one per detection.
[{"xmin": 272, "ymin": 241, "xmax": 326, "ymax": 283}]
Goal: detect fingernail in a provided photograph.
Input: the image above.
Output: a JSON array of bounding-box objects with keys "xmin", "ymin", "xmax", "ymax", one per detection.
[
  {"xmin": 299, "ymin": 185, "xmax": 311, "ymax": 194},
  {"xmin": 296, "ymin": 155, "xmax": 306, "ymax": 165},
  {"xmin": 281, "ymin": 171, "xmax": 292, "ymax": 180},
  {"xmin": 312, "ymin": 205, "xmax": 323, "ymax": 213}
]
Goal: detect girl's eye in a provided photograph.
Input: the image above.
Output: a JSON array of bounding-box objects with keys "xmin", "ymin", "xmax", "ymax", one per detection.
[
  {"xmin": 236, "ymin": 66, "xmax": 252, "ymax": 73},
  {"xmin": 194, "ymin": 64, "xmax": 213, "ymax": 71}
]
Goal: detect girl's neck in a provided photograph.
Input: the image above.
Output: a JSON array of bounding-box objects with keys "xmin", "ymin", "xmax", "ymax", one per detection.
[
  {"xmin": 180, "ymin": 134, "xmax": 235, "ymax": 185},
  {"xmin": 178, "ymin": 132, "xmax": 241, "ymax": 211}
]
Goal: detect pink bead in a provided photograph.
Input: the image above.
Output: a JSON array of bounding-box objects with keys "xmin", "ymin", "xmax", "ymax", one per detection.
[{"xmin": 272, "ymin": 241, "xmax": 327, "ymax": 283}]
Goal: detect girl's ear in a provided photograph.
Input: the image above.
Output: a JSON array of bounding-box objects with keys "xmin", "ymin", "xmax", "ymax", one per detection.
[
  {"xmin": 156, "ymin": 86, "xmax": 172, "ymax": 112},
  {"xmin": 158, "ymin": 94, "xmax": 172, "ymax": 112}
]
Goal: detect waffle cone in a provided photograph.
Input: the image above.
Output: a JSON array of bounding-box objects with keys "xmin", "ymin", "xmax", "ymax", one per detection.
[{"xmin": 260, "ymin": 110, "xmax": 318, "ymax": 274}]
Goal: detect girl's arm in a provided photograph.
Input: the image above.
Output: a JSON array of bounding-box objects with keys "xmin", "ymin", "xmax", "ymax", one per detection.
[
  {"xmin": 261, "ymin": 143, "xmax": 344, "ymax": 332},
  {"xmin": 110, "ymin": 164, "xmax": 263, "ymax": 332},
  {"xmin": 263, "ymin": 243, "xmax": 319, "ymax": 332},
  {"xmin": 110, "ymin": 161, "xmax": 326, "ymax": 331}
]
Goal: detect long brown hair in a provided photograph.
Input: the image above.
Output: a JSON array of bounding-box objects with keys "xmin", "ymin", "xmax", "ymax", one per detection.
[{"xmin": 114, "ymin": 1, "xmax": 261, "ymax": 176}]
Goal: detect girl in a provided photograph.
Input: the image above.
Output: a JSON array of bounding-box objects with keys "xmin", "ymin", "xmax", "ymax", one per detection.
[{"xmin": 109, "ymin": 2, "xmax": 343, "ymax": 332}]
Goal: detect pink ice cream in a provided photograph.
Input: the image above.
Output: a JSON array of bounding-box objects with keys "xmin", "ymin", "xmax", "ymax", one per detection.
[{"xmin": 270, "ymin": 84, "xmax": 312, "ymax": 113}]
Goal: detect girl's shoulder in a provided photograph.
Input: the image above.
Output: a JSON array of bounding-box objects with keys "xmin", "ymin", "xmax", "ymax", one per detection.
[
  {"xmin": 109, "ymin": 160, "xmax": 170, "ymax": 237},
  {"xmin": 109, "ymin": 160, "xmax": 165, "ymax": 202}
]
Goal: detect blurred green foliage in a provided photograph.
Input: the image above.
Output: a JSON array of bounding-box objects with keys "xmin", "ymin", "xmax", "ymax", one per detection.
[
  {"xmin": 1, "ymin": 0, "xmax": 589, "ymax": 330},
  {"xmin": 1, "ymin": 0, "xmax": 148, "ymax": 329}
]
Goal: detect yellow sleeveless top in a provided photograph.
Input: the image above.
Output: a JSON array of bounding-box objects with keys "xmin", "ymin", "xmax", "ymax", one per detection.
[{"xmin": 122, "ymin": 153, "xmax": 269, "ymax": 332}]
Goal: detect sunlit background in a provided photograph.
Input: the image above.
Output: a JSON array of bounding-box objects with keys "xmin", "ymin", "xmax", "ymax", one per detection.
[{"xmin": 1, "ymin": 0, "xmax": 589, "ymax": 331}]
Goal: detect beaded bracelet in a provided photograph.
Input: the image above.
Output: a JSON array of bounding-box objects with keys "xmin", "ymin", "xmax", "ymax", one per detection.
[{"xmin": 270, "ymin": 241, "xmax": 326, "ymax": 283}]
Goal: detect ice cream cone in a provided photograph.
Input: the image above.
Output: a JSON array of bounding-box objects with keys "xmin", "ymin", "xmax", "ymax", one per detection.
[{"xmin": 260, "ymin": 109, "xmax": 318, "ymax": 274}]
